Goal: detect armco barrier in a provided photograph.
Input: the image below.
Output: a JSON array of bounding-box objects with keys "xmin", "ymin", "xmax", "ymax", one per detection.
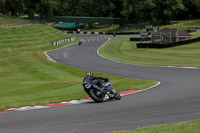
[
  {"xmin": 137, "ymin": 37, "xmax": 200, "ymax": 48},
  {"xmin": 52, "ymin": 37, "xmax": 76, "ymax": 46}
]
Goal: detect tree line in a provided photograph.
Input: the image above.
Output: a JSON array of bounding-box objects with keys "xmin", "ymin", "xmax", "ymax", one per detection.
[{"xmin": 0, "ymin": 0, "xmax": 199, "ymax": 25}]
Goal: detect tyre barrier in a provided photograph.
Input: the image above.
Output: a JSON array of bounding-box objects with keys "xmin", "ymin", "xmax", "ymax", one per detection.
[
  {"xmin": 137, "ymin": 37, "xmax": 200, "ymax": 48},
  {"xmin": 52, "ymin": 37, "xmax": 76, "ymax": 46},
  {"xmin": 130, "ymin": 37, "xmax": 151, "ymax": 41},
  {"xmin": 65, "ymin": 31, "xmax": 106, "ymax": 35}
]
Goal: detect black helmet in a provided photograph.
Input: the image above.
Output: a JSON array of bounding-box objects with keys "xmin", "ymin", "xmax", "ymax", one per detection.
[{"xmin": 86, "ymin": 71, "xmax": 93, "ymax": 76}]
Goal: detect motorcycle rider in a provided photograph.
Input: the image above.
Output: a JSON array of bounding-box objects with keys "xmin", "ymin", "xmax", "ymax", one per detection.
[
  {"xmin": 83, "ymin": 72, "xmax": 121, "ymax": 101},
  {"xmin": 83, "ymin": 72, "xmax": 109, "ymax": 89}
]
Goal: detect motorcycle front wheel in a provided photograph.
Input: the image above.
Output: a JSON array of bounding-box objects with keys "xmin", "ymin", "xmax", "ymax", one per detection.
[
  {"xmin": 114, "ymin": 92, "xmax": 121, "ymax": 100},
  {"xmin": 89, "ymin": 89, "xmax": 104, "ymax": 103}
]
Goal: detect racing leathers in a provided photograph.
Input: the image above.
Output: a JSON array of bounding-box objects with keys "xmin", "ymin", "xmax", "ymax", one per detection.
[{"xmin": 83, "ymin": 75, "xmax": 109, "ymax": 89}]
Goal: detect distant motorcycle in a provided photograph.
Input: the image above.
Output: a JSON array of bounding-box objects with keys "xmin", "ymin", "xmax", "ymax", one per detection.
[
  {"xmin": 78, "ymin": 39, "xmax": 83, "ymax": 45},
  {"xmin": 82, "ymin": 80, "xmax": 121, "ymax": 103}
]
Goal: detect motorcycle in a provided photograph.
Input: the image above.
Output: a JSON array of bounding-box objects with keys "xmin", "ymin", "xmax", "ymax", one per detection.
[{"xmin": 82, "ymin": 80, "xmax": 121, "ymax": 103}]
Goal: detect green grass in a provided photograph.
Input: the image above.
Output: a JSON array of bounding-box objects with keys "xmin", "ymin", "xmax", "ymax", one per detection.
[
  {"xmin": 0, "ymin": 24, "xmax": 157, "ymax": 110},
  {"xmin": 162, "ymin": 19, "xmax": 200, "ymax": 31},
  {"xmin": 99, "ymin": 34, "xmax": 200, "ymax": 67},
  {"xmin": 0, "ymin": 13, "xmax": 30, "ymax": 26},
  {"xmin": 191, "ymin": 30, "xmax": 200, "ymax": 38},
  {"xmin": 111, "ymin": 120, "xmax": 200, "ymax": 133},
  {"xmin": 97, "ymin": 21, "xmax": 200, "ymax": 133}
]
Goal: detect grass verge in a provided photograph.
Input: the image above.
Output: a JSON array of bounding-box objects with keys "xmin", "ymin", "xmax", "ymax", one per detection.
[
  {"xmin": 99, "ymin": 35, "xmax": 200, "ymax": 67},
  {"xmin": 0, "ymin": 24, "xmax": 157, "ymax": 110},
  {"xmin": 111, "ymin": 120, "xmax": 200, "ymax": 133}
]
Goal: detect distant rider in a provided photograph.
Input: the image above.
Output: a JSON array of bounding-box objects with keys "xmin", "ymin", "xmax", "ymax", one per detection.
[{"xmin": 78, "ymin": 39, "xmax": 83, "ymax": 45}]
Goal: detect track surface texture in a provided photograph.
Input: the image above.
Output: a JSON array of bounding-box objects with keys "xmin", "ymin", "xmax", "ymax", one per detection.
[{"xmin": 1, "ymin": 35, "xmax": 200, "ymax": 133}]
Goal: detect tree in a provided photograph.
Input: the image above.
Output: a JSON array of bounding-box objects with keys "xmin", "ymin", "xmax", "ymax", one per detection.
[
  {"xmin": 23, "ymin": 0, "xmax": 38, "ymax": 20},
  {"xmin": 184, "ymin": 0, "xmax": 200, "ymax": 17},
  {"xmin": 1, "ymin": 0, "xmax": 199, "ymax": 25},
  {"xmin": 56, "ymin": 0, "xmax": 115, "ymax": 17},
  {"xmin": 96, "ymin": 0, "xmax": 115, "ymax": 17},
  {"xmin": 53, "ymin": 0, "xmax": 68, "ymax": 16},
  {"xmin": 5, "ymin": 0, "xmax": 25, "ymax": 16},
  {"xmin": 38, "ymin": 0, "xmax": 57, "ymax": 20},
  {"xmin": 121, "ymin": 0, "xmax": 136, "ymax": 19},
  {"xmin": 133, "ymin": 0, "xmax": 185, "ymax": 24},
  {"xmin": 193, "ymin": 0, "xmax": 200, "ymax": 12},
  {"xmin": 134, "ymin": 0, "xmax": 157, "ymax": 23},
  {"xmin": 0, "ymin": 0, "xmax": 6, "ymax": 13},
  {"xmin": 112, "ymin": 0, "xmax": 123, "ymax": 17}
]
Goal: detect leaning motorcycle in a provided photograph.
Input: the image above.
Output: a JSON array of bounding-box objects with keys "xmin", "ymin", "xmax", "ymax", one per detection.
[{"xmin": 82, "ymin": 80, "xmax": 121, "ymax": 103}]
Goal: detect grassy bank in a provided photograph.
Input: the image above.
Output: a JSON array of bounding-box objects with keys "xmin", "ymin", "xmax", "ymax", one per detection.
[
  {"xmin": 162, "ymin": 19, "xmax": 200, "ymax": 31},
  {"xmin": 99, "ymin": 32, "xmax": 200, "ymax": 67},
  {"xmin": 111, "ymin": 120, "xmax": 200, "ymax": 133},
  {"xmin": 0, "ymin": 24, "xmax": 157, "ymax": 110},
  {"xmin": 0, "ymin": 13, "xmax": 30, "ymax": 26}
]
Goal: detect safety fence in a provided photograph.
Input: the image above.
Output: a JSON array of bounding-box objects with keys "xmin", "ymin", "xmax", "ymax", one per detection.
[
  {"xmin": 137, "ymin": 37, "xmax": 200, "ymax": 48},
  {"xmin": 65, "ymin": 31, "xmax": 141, "ymax": 35},
  {"xmin": 52, "ymin": 37, "xmax": 76, "ymax": 46}
]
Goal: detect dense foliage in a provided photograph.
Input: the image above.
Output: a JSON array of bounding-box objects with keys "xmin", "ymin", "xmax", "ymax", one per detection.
[{"xmin": 0, "ymin": 0, "xmax": 199, "ymax": 24}]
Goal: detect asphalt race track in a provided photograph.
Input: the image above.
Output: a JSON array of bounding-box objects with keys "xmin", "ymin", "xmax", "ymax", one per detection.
[{"xmin": 1, "ymin": 35, "xmax": 200, "ymax": 133}]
